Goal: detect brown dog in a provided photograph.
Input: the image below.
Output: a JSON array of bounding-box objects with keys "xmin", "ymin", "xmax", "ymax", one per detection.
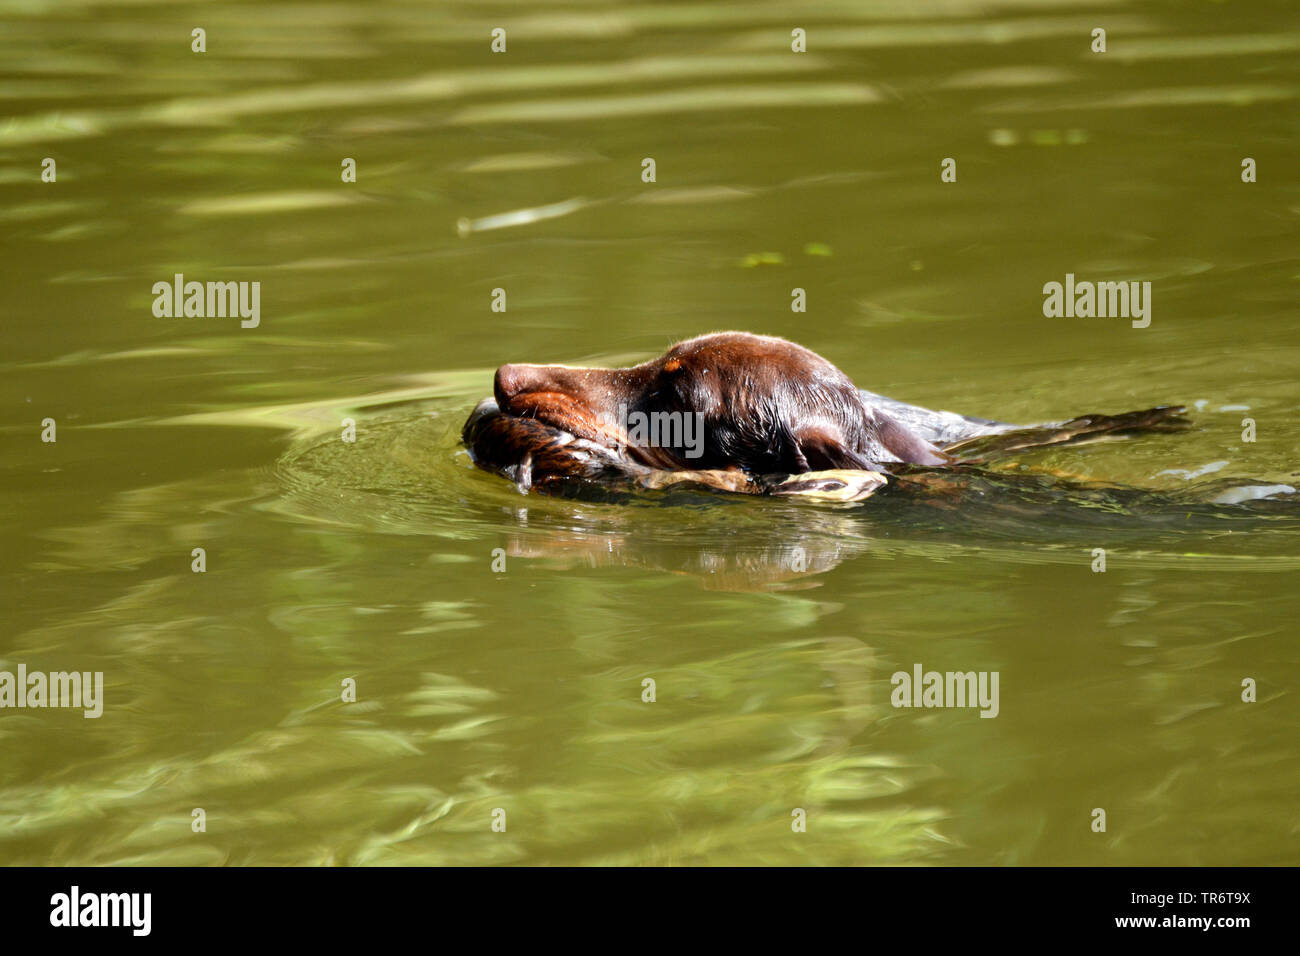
[{"xmin": 463, "ymin": 332, "xmax": 1187, "ymax": 499}]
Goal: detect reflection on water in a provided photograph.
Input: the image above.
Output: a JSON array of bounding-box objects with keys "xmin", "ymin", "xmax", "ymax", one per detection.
[{"xmin": 2, "ymin": 0, "xmax": 1298, "ymax": 865}]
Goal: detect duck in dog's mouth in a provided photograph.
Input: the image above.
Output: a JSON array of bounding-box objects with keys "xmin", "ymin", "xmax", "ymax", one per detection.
[{"xmin": 463, "ymin": 331, "xmax": 1188, "ymax": 501}]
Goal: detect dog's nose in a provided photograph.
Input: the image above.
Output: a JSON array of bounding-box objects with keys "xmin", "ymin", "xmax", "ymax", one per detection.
[{"xmin": 494, "ymin": 364, "xmax": 529, "ymax": 404}]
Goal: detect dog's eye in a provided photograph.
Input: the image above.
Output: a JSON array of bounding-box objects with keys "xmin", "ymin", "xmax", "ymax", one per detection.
[{"xmin": 663, "ymin": 359, "xmax": 682, "ymax": 374}]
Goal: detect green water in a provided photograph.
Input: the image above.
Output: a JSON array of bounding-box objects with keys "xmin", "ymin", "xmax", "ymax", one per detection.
[{"xmin": 2, "ymin": 0, "xmax": 1298, "ymax": 865}]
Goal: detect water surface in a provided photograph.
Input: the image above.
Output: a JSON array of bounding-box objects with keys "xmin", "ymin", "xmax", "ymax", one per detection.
[{"xmin": 2, "ymin": 0, "xmax": 1298, "ymax": 865}]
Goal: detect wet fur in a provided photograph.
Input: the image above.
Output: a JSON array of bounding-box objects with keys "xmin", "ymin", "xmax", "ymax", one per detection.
[{"xmin": 464, "ymin": 332, "xmax": 1189, "ymax": 497}]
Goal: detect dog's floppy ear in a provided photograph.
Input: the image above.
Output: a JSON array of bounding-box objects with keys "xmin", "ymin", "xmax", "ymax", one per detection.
[
  {"xmin": 790, "ymin": 425, "xmax": 878, "ymax": 472},
  {"xmin": 874, "ymin": 411, "xmax": 949, "ymax": 466}
]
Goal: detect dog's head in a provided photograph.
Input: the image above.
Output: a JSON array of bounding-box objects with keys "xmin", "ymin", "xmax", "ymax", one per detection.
[{"xmin": 468, "ymin": 332, "xmax": 946, "ymax": 489}]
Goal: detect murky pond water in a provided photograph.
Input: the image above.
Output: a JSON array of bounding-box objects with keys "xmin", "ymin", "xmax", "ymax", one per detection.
[{"xmin": 2, "ymin": 0, "xmax": 1298, "ymax": 865}]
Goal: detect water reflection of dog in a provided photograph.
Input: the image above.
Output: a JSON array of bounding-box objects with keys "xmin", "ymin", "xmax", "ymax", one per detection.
[{"xmin": 494, "ymin": 504, "xmax": 869, "ymax": 591}]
